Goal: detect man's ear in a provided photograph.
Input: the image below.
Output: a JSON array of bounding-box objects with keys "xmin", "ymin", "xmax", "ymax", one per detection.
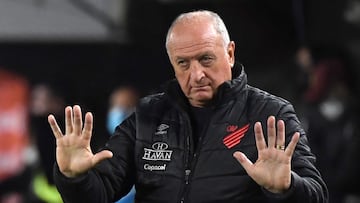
[{"xmin": 227, "ymin": 41, "xmax": 235, "ymax": 68}]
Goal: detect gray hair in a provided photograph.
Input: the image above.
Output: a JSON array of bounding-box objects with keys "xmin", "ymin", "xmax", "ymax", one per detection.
[{"xmin": 165, "ymin": 10, "xmax": 230, "ymax": 51}]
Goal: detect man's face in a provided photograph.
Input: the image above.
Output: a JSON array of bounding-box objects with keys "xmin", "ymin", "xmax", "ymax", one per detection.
[{"xmin": 167, "ymin": 20, "xmax": 235, "ymax": 107}]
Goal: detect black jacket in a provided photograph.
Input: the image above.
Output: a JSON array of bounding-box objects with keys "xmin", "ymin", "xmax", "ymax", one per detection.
[{"xmin": 54, "ymin": 65, "xmax": 328, "ymax": 203}]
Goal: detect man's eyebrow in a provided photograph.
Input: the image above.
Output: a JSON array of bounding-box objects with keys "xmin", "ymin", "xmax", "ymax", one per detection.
[
  {"xmin": 174, "ymin": 56, "xmax": 188, "ymax": 60},
  {"xmin": 173, "ymin": 50, "xmax": 214, "ymax": 60}
]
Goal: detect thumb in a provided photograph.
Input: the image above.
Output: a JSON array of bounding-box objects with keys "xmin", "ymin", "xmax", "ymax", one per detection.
[
  {"xmin": 92, "ymin": 150, "xmax": 113, "ymax": 166},
  {"xmin": 233, "ymin": 151, "xmax": 253, "ymax": 171}
]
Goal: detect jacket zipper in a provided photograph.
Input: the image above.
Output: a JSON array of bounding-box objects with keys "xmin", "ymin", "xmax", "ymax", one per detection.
[
  {"xmin": 179, "ymin": 113, "xmax": 193, "ymax": 203},
  {"xmin": 179, "ymin": 108, "xmax": 215, "ymax": 203}
]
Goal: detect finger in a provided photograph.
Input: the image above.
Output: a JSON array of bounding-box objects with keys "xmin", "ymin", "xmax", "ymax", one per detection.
[
  {"xmin": 48, "ymin": 114, "xmax": 63, "ymax": 139},
  {"xmin": 73, "ymin": 105, "xmax": 83, "ymax": 135},
  {"xmin": 82, "ymin": 112, "xmax": 93, "ymax": 141},
  {"xmin": 233, "ymin": 152, "xmax": 254, "ymax": 174},
  {"xmin": 92, "ymin": 150, "xmax": 113, "ymax": 166},
  {"xmin": 276, "ymin": 120, "xmax": 285, "ymax": 147},
  {"xmin": 285, "ymin": 132, "xmax": 300, "ymax": 157},
  {"xmin": 65, "ymin": 106, "xmax": 73, "ymax": 135},
  {"xmin": 254, "ymin": 122, "xmax": 266, "ymax": 151},
  {"xmin": 267, "ymin": 116, "xmax": 276, "ymax": 148}
]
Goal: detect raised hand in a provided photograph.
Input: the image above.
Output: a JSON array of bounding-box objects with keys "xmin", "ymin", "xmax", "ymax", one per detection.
[
  {"xmin": 48, "ymin": 105, "xmax": 113, "ymax": 178},
  {"xmin": 233, "ymin": 116, "xmax": 300, "ymax": 193}
]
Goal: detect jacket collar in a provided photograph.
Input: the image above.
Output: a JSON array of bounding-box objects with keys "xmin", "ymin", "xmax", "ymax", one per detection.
[{"xmin": 165, "ymin": 63, "xmax": 248, "ymax": 109}]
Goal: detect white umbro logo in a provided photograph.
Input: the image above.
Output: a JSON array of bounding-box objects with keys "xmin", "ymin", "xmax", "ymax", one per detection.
[{"xmin": 155, "ymin": 124, "xmax": 169, "ymax": 135}]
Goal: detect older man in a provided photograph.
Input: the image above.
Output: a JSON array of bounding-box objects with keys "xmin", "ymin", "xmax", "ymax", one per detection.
[{"xmin": 49, "ymin": 10, "xmax": 328, "ymax": 202}]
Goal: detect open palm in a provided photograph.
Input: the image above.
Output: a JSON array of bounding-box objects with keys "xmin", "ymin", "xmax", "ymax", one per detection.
[
  {"xmin": 48, "ymin": 105, "xmax": 113, "ymax": 178},
  {"xmin": 233, "ymin": 116, "xmax": 300, "ymax": 193}
]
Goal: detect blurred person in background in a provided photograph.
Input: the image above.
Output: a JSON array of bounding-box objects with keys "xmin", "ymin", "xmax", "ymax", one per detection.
[
  {"xmin": 29, "ymin": 83, "xmax": 64, "ymax": 203},
  {"xmin": 48, "ymin": 10, "xmax": 327, "ymax": 202},
  {"xmin": 106, "ymin": 85, "xmax": 139, "ymax": 203},
  {"xmin": 294, "ymin": 46, "xmax": 359, "ymax": 203},
  {"xmin": 106, "ymin": 85, "xmax": 140, "ymax": 137},
  {"xmin": 0, "ymin": 68, "xmax": 32, "ymax": 203}
]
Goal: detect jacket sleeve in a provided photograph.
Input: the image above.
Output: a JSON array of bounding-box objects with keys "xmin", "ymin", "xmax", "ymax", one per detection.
[
  {"xmin": 264, "ymin": 103, "xmax": 329, "ymax": 203},
  {"xmin": 53, "ymin": 114, "xmax": 137, "ymax": 203}
]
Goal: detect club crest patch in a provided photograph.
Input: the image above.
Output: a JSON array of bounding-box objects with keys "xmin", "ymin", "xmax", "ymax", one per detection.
[{"xmin": 223, "ymin": 123, "xmax": 250, "ymax": 149}]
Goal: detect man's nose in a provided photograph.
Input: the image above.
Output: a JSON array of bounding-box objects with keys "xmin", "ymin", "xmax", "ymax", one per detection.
[{"xmin": 189, "ymin": 62, "xmax": 205, "ymax": 82}]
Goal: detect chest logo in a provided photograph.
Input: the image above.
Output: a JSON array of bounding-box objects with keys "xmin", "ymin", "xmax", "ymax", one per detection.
[
  {"xmin": 155, "ymin": 124, "xmax": 169, "ymax": 135},
  {"xmin": 142, "ymin": 142, "xmax": 173, "ymax": 161},
  {"xmin": 223, "ymin": 123, "xmax": 250, "ymax": 149}
]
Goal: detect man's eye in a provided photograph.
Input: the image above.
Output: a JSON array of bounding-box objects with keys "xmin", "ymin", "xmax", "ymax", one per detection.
[
  {"xmin": 177, "ymin": 60, "xmax": 188, "ymax": 67},
  {"xmin": 201, "ymin": 56, "xmax": 214, "ymax": 65}
]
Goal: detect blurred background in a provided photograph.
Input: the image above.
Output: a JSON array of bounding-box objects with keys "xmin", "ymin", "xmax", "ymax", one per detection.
[{"xmin": 1, "ymin": 0, "xmax": 360, "ymax": 202}]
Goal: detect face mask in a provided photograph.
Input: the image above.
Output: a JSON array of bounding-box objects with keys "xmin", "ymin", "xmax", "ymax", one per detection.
[{"xmin": 106, "ymin": 107, "xmax": 127, "ymax": 134}]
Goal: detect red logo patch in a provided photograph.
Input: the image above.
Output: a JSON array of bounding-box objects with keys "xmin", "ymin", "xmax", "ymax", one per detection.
[{"xmin": 223, "ymin": 123, "xmax": 250, "ymax": 149}]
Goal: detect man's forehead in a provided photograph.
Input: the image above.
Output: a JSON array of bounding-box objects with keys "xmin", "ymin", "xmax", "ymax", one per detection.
[
  {"xmin": 170, "ymin": 40, "xmax": 218, "ymax": 58},
  {"xmin": 168, "ymin": 26, "xmax": 220, "ymax": 52}
]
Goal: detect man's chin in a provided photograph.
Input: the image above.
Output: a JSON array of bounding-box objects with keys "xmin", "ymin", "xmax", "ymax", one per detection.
[{"xmin": 190, "ymin": 93, "xmax": 213, "ymax": 103}]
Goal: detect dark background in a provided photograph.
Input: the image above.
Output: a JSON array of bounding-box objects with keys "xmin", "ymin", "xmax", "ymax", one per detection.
[{"xmin": 1, "ymin": 0, "xmax": 360, "ymax": 148}]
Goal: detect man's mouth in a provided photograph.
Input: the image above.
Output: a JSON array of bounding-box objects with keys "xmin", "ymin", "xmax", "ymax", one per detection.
[{"xmin": 192, "ymin": 86, "xmax": 209, "ymax": 91}]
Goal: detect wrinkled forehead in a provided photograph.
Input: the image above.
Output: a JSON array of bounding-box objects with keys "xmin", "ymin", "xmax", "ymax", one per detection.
[{"xmin": 167, "ymin": 21, "xmax": 220, "ymax": 52}]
